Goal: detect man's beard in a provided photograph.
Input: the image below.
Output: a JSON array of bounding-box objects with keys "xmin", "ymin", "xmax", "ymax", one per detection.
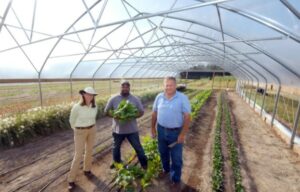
[{"xmin": 121, "ymin": 92, "xmax": 129, "ymax": 97}]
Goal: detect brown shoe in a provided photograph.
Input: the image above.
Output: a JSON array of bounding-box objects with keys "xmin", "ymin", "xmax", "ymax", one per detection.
[{"xmin": 68, "ymin": 182, "xmax": 76, "ymax": 191}]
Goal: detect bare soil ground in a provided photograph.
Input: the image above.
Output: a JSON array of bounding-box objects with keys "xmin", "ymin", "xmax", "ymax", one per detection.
[
  {"xmin": 1, "ymin": 91, "xmax": 300, "ymax": 192},
  {"xmin": 147, "ymin": 92, "xmax": 218, "ymax": 192},
  {"xmin": 228, "ymin": 92, "xmax": 300, "ymax": 192},
  {"xmin": 0, "ymin": 93, "xmax": 218, "ymax": 192},
  {"xmin": 220, "ymin": 107, "xmax": 235, "ymax": 192},
  {"xmin": 0, "ymin": 107, "xmax": 152, "ymax": 192}
]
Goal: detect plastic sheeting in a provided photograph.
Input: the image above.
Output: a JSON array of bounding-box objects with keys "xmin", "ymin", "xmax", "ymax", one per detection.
[{"xmin": 0, "ymin": 0, "xmax": 299, "ymax": 87}]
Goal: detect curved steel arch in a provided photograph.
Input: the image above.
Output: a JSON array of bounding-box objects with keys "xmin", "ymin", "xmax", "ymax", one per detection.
[
  {"xmin": 118, "ymin": 28, "xmax": 236, "ymax": 78},
  {"xmin": 39, "ymin": 0, "xmax": 103, "ymax": 76},
  {"xmin": 150, "ymin": 26, "xmax": 276, "ymax": 83},
  {"xmin": 1, "ymin": 0, "xmax": 299, "ymax": 83},
  {"xmin": 91, "ymin": 27, "xmax": 158, "ymax": 79},
  {"xmin": 69, "ymin": 22, "xmax": 129, "ymax": 78},
  {"xmin": 157, "ymin": 14, "xmax": 297, "ymax": 79},
  {"xmin": 123, "ymin": 41, "xmax": 250, "ymax": 80},
  {"xmin": 37, "ymin": 0, "xmax": 230, "ymax": 78},
  {"xmin": 43, "ymin": 0, "xmax": 234, "ymax": 79},
  {"xmin": 92, "ymin": 29, "xmax": 168, "ymax": 79},
  {"xmin": 195, "ymin": 0, "xmax": 300, "ymax": 42},
  {"xmin": 124, "ymin": 30, "xmax": 268, "ymax": 84},
  {"xmin": 119, "ymin": 31, "xmax": 255, "ymax": 80},
  {"xmin": 0, "ymin": 0, "xmax": 12, "ymax": 33},
  {"xmin": 157, "ymin": 17, "xmax": 282, "ymax": 83}
]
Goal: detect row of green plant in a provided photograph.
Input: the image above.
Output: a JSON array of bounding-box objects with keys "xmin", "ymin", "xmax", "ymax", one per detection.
[
  {"xmin": 0, "ymin": 91, "xmax": 160, "ymax": 148},
  {"xmin": 184, "ymin": 88, "xmax": 202, "ymax": 99},
  {"xmin": 212, "ymin": 92, "xmax": 244, "ymax": 192},
  {"xmin": 212, "ymin": 93, "xmax": 224, "ymax": 192},
  {"xmin": 113, "ymin": 136, "xmax": 162, "ymax": 191},
  {"xmin": 223, "ymin": 93, "xmax": 244, "ymax": 192},
  {"xmin": 113, "ymin": 90, "xmax": 212, "ymax": 191},
  {"xmin": 190, "ymin": 89, "xmax": 212, "ymax": 119}
]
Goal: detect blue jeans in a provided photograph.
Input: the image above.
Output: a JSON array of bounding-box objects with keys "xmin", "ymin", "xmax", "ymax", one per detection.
[
  {"xmin": 112, "ymin": 132, "xmax": 147, "ymax": 168},
  {"xmin": 157, "ymin": 124, "xmax": 183, "ymax": 183}
]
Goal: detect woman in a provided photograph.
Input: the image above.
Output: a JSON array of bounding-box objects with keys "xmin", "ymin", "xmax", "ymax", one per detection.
[{"xmin": 68, "ymin": 87, "xmax": 98, "ymax": 191}]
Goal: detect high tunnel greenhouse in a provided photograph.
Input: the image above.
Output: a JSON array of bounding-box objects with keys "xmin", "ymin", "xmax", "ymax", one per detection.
[{"xmin": 1, "ymin": 0, "xmax": 300, "ymax": 192}]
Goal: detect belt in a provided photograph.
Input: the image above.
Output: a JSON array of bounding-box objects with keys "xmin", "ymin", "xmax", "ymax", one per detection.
[
  {"xmin": 158, "ymin": 124, "xmax": 181, "ymax": 131},
  {"xmin": 75, "ymin": 124, "xmax": 95, "ymax": 129}
]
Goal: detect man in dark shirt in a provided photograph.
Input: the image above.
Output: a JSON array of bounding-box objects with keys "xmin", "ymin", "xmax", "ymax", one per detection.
[{"xmin": 104, "ymin": 80, "xmax": 147, "ymax": 169}]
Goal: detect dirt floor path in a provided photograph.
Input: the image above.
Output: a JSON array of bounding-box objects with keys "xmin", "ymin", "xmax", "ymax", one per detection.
[
  {"xmin": 228, "ymin": 92, "xmax": 300, "ymax": 192},
  {"xmin": 2, "ymin": 91, "xmax": 300, "ymax": 192},
  {"xmin": 147, "ymin": 92, "xmax": 217, "ymax": 192},
  {"xmin": 50, "ymin": 93, "xmax": 218, "ymax": 192},
  {"xmin": 0, "ymin": 116, "xmax": 114, "ymax": 192},
  {"xmin": 0, "ymin": 105, "xmax": 153, "ymax": 192},
  {"xmin": 48, "ymin": 113, "xmax": 153, "ymax": 192},
  {"xmin": 0, "ymin": 92, "xmax": 218, "ymax": 192}
]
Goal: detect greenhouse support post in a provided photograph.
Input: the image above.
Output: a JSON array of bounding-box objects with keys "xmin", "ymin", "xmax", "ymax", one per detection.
[
  {"xmin": 238, "ymin": 80, "xmax": 242, "ymax": 96},
  {"xmin": 245, "ymin": 80, "xmax": 249, "ymax": 101},
  {"xmin": 248, "ymin": 80, "xmax": 253, "ymax": 104},
  {"xmin": 222, "ymin": 71, "xmax": 225, "ymax": 89},
  {"xmin": 260, "ymin": 83, "xmax": 268, "ymax": 116},
  {"xmin": 235, "ymin": 79, "xmax": 239, "ymax": 94},
  {"xmin": 290, "ymin": 100, "xmax": 300, "ymax": 149},
  {"xmin": 70, "ymin": 79, "xmax": 73, "ymax": 100},
  {"xmin": 244, "ymin": 80, "xmax": 247, "ymax": 100},
  {"xmin": 241, "ymin": 80, "xmax": 246, "ymax": 99},
  {"xmin": 38, "ymin": 78, "xmax": 43, "ymax": 107},
  {"xmin": 240, "ymin": 80, "xmax": 244, "ymax": 98},
  {"xmin": 239, "ymin": 80, "xmax": 242, "ymax": 97},
  {"xmin": 109, "ymin": 79, "xmax": 112, "ymax": 95},
  {"xmin": 253, "ymin": 82, "xmax": 259, "ymax": 108},
  {"xmin": 211, "ymin": 72, "xmax": 215, "ymax": 90},
  {"xmin": 271, "ymin": 85, "xmax": 281, "ymax": 126},
  {"xmin": 140, "ymin": 79, "xmax": 142, "ymax": 90},
  {"xmin": 245, "ymin": 79, "xmax": 249, "ymax": 100},
  {"xmin": 240, "ymin": 80, "xmax": 244, "ymax": 97}
]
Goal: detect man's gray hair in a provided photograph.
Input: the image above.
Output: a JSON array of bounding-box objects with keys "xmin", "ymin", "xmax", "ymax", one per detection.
[{"xmin": 164, "ymin": 76, "xmax": 177, "ymax": 83}]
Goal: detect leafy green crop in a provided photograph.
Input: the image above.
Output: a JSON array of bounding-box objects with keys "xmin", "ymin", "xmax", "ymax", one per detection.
[
  {"xmin": 113, "ymin": 90, "xmax": 213, "ymax": 191},
  {"xmin": 110, "ymin": 100, "xmax": 138, "ymax": 123},
  {"xmin": 212, "ymin": 92, "xmax": 244, "ymax": 192},
  {"xmin": 212, "ymin": 93, "xmax": 224, "ymax": 192},
  {"xmin": 190, "ymin": 90, "xmax": 212, "ymax": 119},
  {"xmin": 0, "ymin": 91, "xmax": 159, "ymax": 148},
  {"xmin": 113, "ymin": 136, "xmax": 161, "ymax": 191},
  {"xmin": 223, "ymin": 93, "xmax": 244, "ymax": 192}
]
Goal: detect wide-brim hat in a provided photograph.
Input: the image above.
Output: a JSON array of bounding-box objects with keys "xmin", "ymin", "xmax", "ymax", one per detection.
[{"xmin": 79, "ymin": 87, "xmax": 98, "ymax": 96}]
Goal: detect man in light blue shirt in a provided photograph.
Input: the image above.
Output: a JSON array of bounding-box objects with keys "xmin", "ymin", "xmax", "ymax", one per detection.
[{"xmin": 151, "ymin": 76, "xmax": 191, "ymax": 189}]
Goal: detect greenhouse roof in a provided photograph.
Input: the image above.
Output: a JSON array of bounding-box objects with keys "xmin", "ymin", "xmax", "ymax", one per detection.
[{"xmin": 0, "ymin": 0, "xmax": 300, "ymax": 87}]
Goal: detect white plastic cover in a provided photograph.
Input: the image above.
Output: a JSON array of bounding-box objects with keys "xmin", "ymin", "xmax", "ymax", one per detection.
[{"xmin": 0, "ymin": 0, "xmax": 299, "ymax": 87}]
